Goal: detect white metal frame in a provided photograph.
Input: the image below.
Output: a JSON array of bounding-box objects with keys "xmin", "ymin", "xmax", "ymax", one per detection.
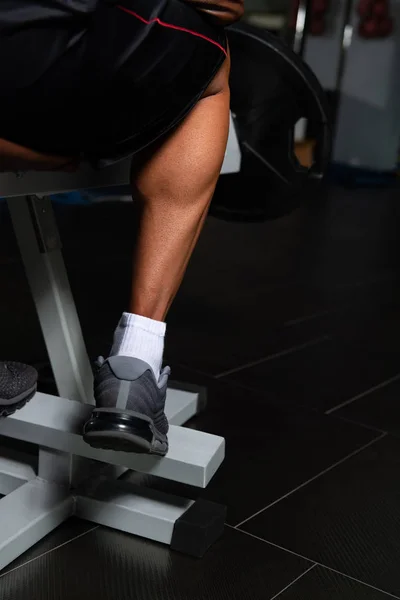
[{"xmin": 0, "ymin": 117, "xmax": 241, "ymax": 570}]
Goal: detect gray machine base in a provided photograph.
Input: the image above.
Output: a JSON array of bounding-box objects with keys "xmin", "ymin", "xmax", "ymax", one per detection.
[{"xmin": 0, "ymin": 389, "xmax": 225, "ymax": 571}]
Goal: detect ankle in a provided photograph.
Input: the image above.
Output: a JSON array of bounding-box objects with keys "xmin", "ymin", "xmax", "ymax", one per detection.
[
  {"xmin": 129, "ymin": 300, "xmax": 171, "ymax": 323},
  {"xmin": 110, "ymin": 312, "xmax": 166, "ymax": 380}
]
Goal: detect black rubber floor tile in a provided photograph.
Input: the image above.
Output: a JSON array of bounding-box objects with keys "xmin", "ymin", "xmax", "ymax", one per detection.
[
  {"xmin": 334, "ymin": 302, "xmax": 400, "ymax": 351},
  {"xmin": 0, "ymin": 525, "xmax": 310, "ymax": 600},
  {"xmin": 275, "ymin": 565, "xmax": 398, "ymax": 599},
  {"xmin": 241, "ymin": 435, "xmax": 400, "ymax": 597},
  {"xmin": 125, "ymin": 367, "xmax": 376, "ymax": 526},
  {"xmin": 334, "ymin": 376, "xmax": 400, "ymax": 435},
  {"xmin": 222, "ymin": 336, "xmax": 400, "ymax": 413},
  {"xmin": 171, "ymin": 279, "xmax": 400, "ymax": 378},
  {"xmin": 165, "ymin": 316, "xmax": 329, "ymax": 377}
]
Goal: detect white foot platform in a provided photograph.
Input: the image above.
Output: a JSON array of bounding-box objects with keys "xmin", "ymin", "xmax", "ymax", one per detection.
[{"xmin": 0, "ymin": 391, "xmax": 224, "ymax": 488}]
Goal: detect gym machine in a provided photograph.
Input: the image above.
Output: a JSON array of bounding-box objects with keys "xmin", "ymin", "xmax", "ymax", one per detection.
[
  {"xmin": 0, "ymin": 21, "xmax": 331, "ymax": 571},
  {"xmin": 0, "ymin": 117, "xmax": 239, "ymax": 572}
]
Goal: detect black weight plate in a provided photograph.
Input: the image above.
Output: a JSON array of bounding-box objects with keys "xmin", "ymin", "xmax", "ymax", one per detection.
[{"xmin": 210, "ymin": 22, "xmax": 332, "ymax": 222}]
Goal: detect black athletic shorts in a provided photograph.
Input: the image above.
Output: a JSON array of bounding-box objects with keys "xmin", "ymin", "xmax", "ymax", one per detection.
[{"xmin": 0, "ymin": 0, "xmax": 227, "ymax": 167}]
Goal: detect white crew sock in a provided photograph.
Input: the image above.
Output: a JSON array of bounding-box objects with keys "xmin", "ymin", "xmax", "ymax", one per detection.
[{"xmin": 110, "ymin": 312, "xmax": 166, "ymax": 380}]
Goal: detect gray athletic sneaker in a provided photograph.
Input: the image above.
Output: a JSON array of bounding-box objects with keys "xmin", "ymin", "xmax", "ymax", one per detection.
[
  {"xmin": 0, "ymin": 361, "xmax": 38, "ymax": 417},
  {"xmin": 83, "ymin": 356, "xmax": 170, "ymax": 456}
]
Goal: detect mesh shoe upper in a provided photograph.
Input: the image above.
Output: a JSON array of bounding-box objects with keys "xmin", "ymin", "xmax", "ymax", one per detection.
[
  {"xmin": 0, "ymin": 361, "xmax": 38, "ymax": 401},
  {"xmin": 94, "ymin": 356, "xmax": 169, "ymax": 435}
]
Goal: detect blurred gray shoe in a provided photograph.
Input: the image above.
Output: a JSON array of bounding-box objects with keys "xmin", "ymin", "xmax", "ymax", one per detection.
[{"xmin": 0, "ymin": 361, "xmax": 38, "ymax": 417}]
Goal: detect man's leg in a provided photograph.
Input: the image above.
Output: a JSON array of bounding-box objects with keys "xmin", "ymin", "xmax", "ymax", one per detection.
[
  {"xmin": 83, "ymin": 54, "xmax": 230, "ymax": 454},
  {"xmin": 129, "ymin": 54, "xmax": 231, "ymax": 322}
]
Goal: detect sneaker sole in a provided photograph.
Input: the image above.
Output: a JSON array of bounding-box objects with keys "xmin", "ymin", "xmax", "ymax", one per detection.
[
  {"xmin": 0, "ymin": 384, "xmax": 37, "ymax": 418},
  {"xmin": 82, "ymin": 409, "xmax": 168, "ymax": 456}
]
